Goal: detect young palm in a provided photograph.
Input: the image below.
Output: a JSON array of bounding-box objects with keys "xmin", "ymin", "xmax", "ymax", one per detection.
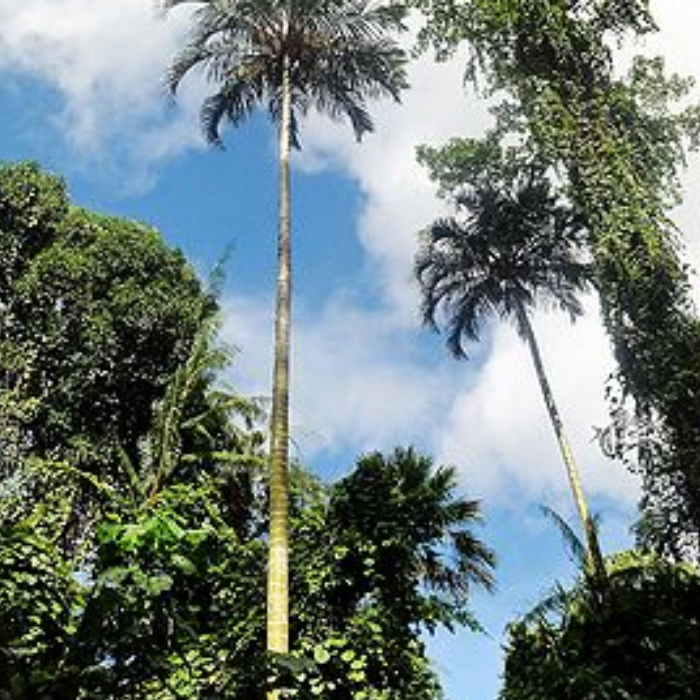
[
  {"xmin": 162, "ymin": 0, "xmax": 407, "ymax": 666},
  {"xmin": 416, "ymin": 171, "xmax": 606, "ymax": 581}
]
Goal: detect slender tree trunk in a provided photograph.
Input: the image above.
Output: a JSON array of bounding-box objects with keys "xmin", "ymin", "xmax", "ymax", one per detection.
[
  {"xmin": 515, "ymin": 301, "xmax": 606, "ymax": 581},
  {"xmin": 267, "ymin": 52, "xmax": 292, "ymax": 677}
]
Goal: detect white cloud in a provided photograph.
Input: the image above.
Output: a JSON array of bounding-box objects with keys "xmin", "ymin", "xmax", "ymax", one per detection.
[
  {"xmin": 672, "ymin": 153, "xmax": 700, "ymax": 303},
  {"xmin": 0, "ymin": 0, "xmax": 204, "ymax": 187},
  {"xmin": 298, "ymin": 45, "xmax": 493, "ymax": 318},
  {"xmin": 220, "ymin": 288, "xmax": 640, "ymax": 511},
  {"xmin": 646, "ymin": 0, "xmax": 700, "ymax": 83},
  {"xmin": 633, "ymin": 2, "xmax": 700, "ymax": 302}
]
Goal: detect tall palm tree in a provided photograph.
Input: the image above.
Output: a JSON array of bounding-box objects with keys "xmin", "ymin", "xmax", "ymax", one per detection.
[
  {"xmin": 415, "ymin": 171, "xmax": 606, "ymax": 580},
  {"xmin": 161, "ymin": 0, "xmax": 407, "ymax": 668}
]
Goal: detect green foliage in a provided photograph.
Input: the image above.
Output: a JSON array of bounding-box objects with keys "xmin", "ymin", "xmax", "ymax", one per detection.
[
  {"xmin": 137, "ymin": 315, "xmax": 266, "ymax": 508},
  {"xmin": 413, "ymin": 0, "xmax": 656, "ymax": 80},
  {"xmin": 65, "ymin": 314, "xmax": 269, "ymax": 698},
  {"xmin": 415, "ymin": 153, "xmax": 591, "ymax": 357},
  {"xmin": 500, "ymin": 552, "xmax": 700, "ymax": 700},
  {"xmin": 8, "ymin": 205, "xmax": 208, "ymax": 460},
  {"xmin": 0, "ymin": 306, "xmax": 269, "ymax": 698},
  {"xmin": 0, "ymin": 522, "xmax": 79, "ymax": 700},
  {"xmin": 416, "ymin": 133, "xmax": 533, "ymax": 199},
  {"xmin": 1, "ymin": 446, "xmax": 488, "ymax": 700},
  {"xmin": 0, "ymin": 161, "xmax": 213, "ymax": 547},
  {"xmin": 0, "ymin": 161, "xmax": 69, "ymax": 288},
  {"xmin": 0, "ymin": 160, "xmax": 269, "ymax": 698},
  {"xmin": 327, "ymin": 447, "xmax": 494, "ymax": 627},
  {"xmin": 74, "ymin": 484, "xmax": 267, "ymax": 700},
  {"xmin": 288, "ymin": 448, "xmax": 494, "ymax": 700}
]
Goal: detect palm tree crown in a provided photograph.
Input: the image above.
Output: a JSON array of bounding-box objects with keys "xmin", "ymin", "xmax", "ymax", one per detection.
[
  {"xmin": 164, "ymin": 0, "xmax": 407, "ymax": 146},
  {"xmin": 416, "ymin": 173, "xmax": 591, "ymax": 357},
  {"xmin": 329, "ymin": 447, "xmax": 495, "ymax": 629}
]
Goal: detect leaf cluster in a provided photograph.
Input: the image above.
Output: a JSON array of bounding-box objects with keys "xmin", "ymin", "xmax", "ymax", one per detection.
[
  {"xmin": 286, "ymin": 447, "xmax": 494, "ymax": 700},
  {"xmin": 0, "ymin": 161, "xmax": 215, "ymax": 547},
  {"xmin": 164, "ymin": 0, "xmax": 408, "ymax": 148},
  {"xmin": 501, "ymin": 552, "xmax": 700, "ymax": 700},
  {"xmin": 0, "ymin": 523, "xmax": 78, "ymax": 700},
  {"xmin": 416, "ymin": 142, "xmax": 591, "ymax": 358}
]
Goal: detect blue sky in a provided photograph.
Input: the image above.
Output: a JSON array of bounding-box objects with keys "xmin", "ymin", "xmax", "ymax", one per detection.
[{"xmin": 1, "ymin": 2, "xmax": 699, "ymax": 699}]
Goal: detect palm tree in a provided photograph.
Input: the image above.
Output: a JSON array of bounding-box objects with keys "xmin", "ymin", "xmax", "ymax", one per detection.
[
  {"xmin": 161, "ymin": 0, "xmax": 407, "ymax": 667},
  {"xmin": 415, "ymin": 170, "xmax": 606, "ymax": 580},
  {"xmin": 329, "ymin": 446, "xmax": 496, "ymax": 617}
]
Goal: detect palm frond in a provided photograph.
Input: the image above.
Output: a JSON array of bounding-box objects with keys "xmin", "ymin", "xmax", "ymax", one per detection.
[
  {"xmin": 200, "ymin": 82, "xmax": 257, "ymax": 145},
  {"xmin": 138, "ymin": 311, "xmax": 264, "ymax": 503},
  {"xmin": 540, "ymin": 504, "xmax": 588, "ymax": 567},
  {"xmin": 163, "ymin": 0, "xmax": 407, "ymax": 146},
  {"xmin": 416, "ymin": 169, "xmax": 592, "ymax": 358},
  {"xmin": 521, "ymin": 580, "xmax": 573, "ymax": 625}
]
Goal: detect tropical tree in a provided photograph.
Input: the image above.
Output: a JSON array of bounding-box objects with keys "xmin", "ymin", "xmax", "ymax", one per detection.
[
  {"xmin": 0, "ymin": 162, "xmax": 213, "ymax": 553},
  {"xmin": 500, "ymin": 551, "xmax": 700, "ymax": 700},
  {"xmin": 289, "ymin": 447, "xmax": 495, "ymax": 700},
  {"xmin": 326, "ymin": 447, "xmax": 495, "ymax": 627},
  {"xmin": 413, "ymin": 0, "xmax": 700, "ymax": 561},
  {"xmin": 415, "ymin": 165, "xmax": 605, "ymax": 578},
  {"xmin": 162, "ymin": 0, "xmax": 407, "ymax": 666}
]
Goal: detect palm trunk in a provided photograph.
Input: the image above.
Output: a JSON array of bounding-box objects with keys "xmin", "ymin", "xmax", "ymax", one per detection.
[
  {"xmin": 267, "ymin": 53, "xmax": 292, "ymax": 671},
  {"xmin": 515, "ymin": 301, "xmax": 606, "ymax": 582}
]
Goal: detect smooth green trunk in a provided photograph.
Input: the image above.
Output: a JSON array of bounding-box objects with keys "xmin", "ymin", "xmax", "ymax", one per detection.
[{"xmin": 267, "ymin": 52, "xmax": 292, "ymax": 677}]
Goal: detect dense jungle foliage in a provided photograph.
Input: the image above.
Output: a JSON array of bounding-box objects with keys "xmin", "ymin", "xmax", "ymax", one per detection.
[
  {"xmin": 3, "ymin": 0, "xmax": 700, "ymax": 698},
  {"xmin": 0, "ymin": 162, "xmax": 494, "ymax": 699}
]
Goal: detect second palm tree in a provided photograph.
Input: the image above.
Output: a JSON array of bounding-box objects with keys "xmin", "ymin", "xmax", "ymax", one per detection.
[{"xmin": 416, "ymin": 168, "xmax": 606, "ymax": 580}]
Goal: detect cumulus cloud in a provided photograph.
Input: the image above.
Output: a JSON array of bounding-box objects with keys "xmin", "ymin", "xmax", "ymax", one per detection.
[
  {"xmin": 220, "ymin": 292, "xmax": 457, "ymax": 464},
  {"xmin": 435, "ymin": 299, "xmax": 641, "ymax": 508},
  {"xmin": 0, "ymin": 0, "xmax": 204, "ymax": 187},
  {"xmin": 297, "ymin": 45, "xmax": 493, "ymax": 318},
  {"xmin": 220, "ymin": 287, "xmax": 639, "ymax": 511}
]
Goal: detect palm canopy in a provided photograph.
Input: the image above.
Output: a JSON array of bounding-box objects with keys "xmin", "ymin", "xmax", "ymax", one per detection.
[
  {"xmin": 328, "ymin": 447, "xmax": 495, "ymax": 629},
  {"xmin": 415, "ymin": 173, "xmax": 592, "ymax": 358},
  {"xmin": 164, "ymin": 0, "xmax": 407, "ymax": 147}
]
